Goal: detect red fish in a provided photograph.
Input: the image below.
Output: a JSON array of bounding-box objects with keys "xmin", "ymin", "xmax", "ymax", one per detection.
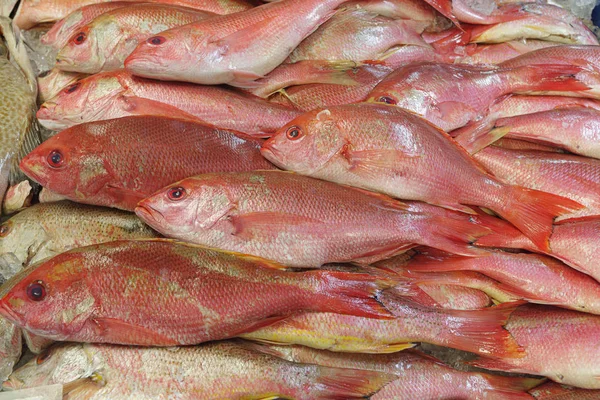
[
  {"xmin": 136, "ymin": 171, "xmax": 496, "ymax": 268},
  {"xmin": 20, "ymin": 116, "xmax": 275, "ymax": 211},
  {"xmin": 0, "ymin": 240, "xmax": 394, "ymax": 346},
  {"xmin": 262, "ymin": 103, "xmax": 583, "ymax": 251}
]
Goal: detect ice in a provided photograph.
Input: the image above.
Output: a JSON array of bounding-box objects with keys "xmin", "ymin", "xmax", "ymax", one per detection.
[{"xmin": 0, "ymin": 384, "xmax": 62, "ymax": 400}]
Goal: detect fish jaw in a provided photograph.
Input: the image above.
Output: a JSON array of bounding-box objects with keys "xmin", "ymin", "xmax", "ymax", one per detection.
[
  {"xmin": 124, "ymin": 32, "xmax": 191, "ymax": 81},
  {"xmin": 36, "ymin": 103, "xmax": 72, "ymax": 130},
  {"xmin": 19, "ymin": 153, "xmax": 49, "ymax": 188}
]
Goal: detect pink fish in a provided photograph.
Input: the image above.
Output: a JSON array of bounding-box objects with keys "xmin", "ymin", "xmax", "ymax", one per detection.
[
  {"xmin": 470, "ymin": 305, "xmax": 600, "ymax": 389},
  {"xmin": 366, "ymin": 62, "xmax": 590, "ymax": 132},
  {"xmin": 476, "ymin": 217, "xmax": 600, "ymax": 283},
  {"xmin": 346, "ymin": 0, "xmax": 439, "ymax": 25},
  {"xmin": 529, "ymin": 381, "xmax": 600, "ymax": 399},
  {"xmin": 136, "ymin": 171, "xmax": 496, "ymax": 268},
  {"xmin": 125, "ymin": 0, "xmax": 348, "ymax": 85},
  {"xmin": 453, "ymin": 95, "xmax": 600, "ymax": 153},
  {"xmin": 501, "ymin": 45, "xmax": 600, "ymax": 98},
  {"xmin": 409, "ymin": 249, "xmax": 600, "ymax": 314},
  {"xmin": 474, "ymin": 146, "xmax": 600, "ymax": 221},
  {"xmin": 288, "ymin": 8, "xmax": 429, "ymax": 63},
  {"xmin": 36, "ymin": 70, "xmax": 300, "ymax": 136},
  {"xmin": 262, "ymin": 103, "xmax": 583, "ymax": 251}
]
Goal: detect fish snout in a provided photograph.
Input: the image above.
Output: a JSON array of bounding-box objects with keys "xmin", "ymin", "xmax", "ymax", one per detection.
[{"xmin": 2, "ymin": 375, "xmax": 23, "ymax": 391}]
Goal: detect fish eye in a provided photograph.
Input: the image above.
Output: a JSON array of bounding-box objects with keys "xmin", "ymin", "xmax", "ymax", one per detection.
[
  {"xmin": 63, "ymin": 83, "xmax": 80, "ymax": 94},
  {"xmin": 38, "ymin": 70, "xmax": 51, "ymax": 78},
  {"xmin": 0, "ymin": 224, "xmax": 10, "ymax": 237},
  {"xmin": 47, "ymin": 150, "xmax": 64, "ymax": 168},
  {"xmin": 377, "ymin": 96, "xmax": 397, "ymax": 105},
  {"xmin": 36, "ymin": 350, "xmax": 51, "ymax": 365},
  {"xmin": 147, "ymin": 36, "xmax": 166, "ymax": 46},
  {"xmin": 26, "ymin": 281, "xmax": 47, "ymax": 302},
  {"xmin": 167, "ymin": 187, "xmax": 186, "ymax": 201},
  {"xmin": 286, "ymin": 126, "xmax": 303, "ymax": 141},
  {"xmin": 72, "ymin": 32, "xmax": 87, "ymax": 45}
]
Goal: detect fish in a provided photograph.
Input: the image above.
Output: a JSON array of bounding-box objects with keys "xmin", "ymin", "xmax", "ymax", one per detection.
[
  {"xmin": 366, "ymin": 62, "xmax": 590, "ymax": 132},
  {"xmin": 2, "ymin": 180, "xmax": 32, "ymax": 215},
  {"xmin": 0, "ymin": 200, "xmax": 158, "ymax": 272},
  {"xmin": 244, "ymin": 60, "xmax": 361, "ymax": 99},
  {"xmin": 454, "ymin": 40, "xmax": 563, "ymax": 65},
  {"xmin": 500, "ymin": 45, "xmax": 600, "ymax": 98},
  {"xmin": 20, "ymin": 116, "xmax": 275, "ymax": 211},
  {"xmin": 468, "ymin": 4, "xmax": 598, "ymax": 45},
  {"xmin": 0, "ymin": 18, "xmax": 43, "ymax": 206},
  {"xmin": 55, "ymin": 4, "xmax": 215, "ymax": 74},
  {"xmin": 14, "ymin": 0, "xmax": 253, "ymax": 30},
  {"xmin": 36, "ymin": 69, "xmax": 301, "ymax": 136},
  {"xmin": 37, "ymin": 68, "xmax": 87, "ymax": 103},
  {"xmin": 269, "ymin": 62, "xmax": 395, "ymax": 112},
  {"xmin": 41, "ymin": 2, "xmax": 131, "ymax": 49},
  {"xmin": 242, "ymin": 293, "xmax": 523, "ymax": 357},
  {"xmin": 529, "ymin": 381, "xmax": 600, "ymax": 399},
  {"xmin": 124, "ymin": 0, "xmax": 348, "ymax": 86},
  {"xmin": 2, "ymin": 341, "xmax": 396, "ymax": 399},
  {"xmin": 254, "ymin": 344, "xmax": 540, "ymax": 400},
  {"xmin": 135, "ymin": 170, "xmax": 497, "ymax": 268},
  {"xmin": 21, "ymin": 331, "xmax": 53, "ymax": 355},
  {"xmin": 0, "ymin": 239, "xmax": 394, "ymax": 345},
  {"xmin": 0, "ymin": 317, "xmax": 20, "ymax": 383},
  {"xmin": 469, "ymin": 304, "xmax": 600, "ymax": 389},
  {"xmin": 408, "ymin": 249, "xmax": 600, "ymax": 314},
  {"xmin": 287, "ymin": 8, "xmax": 429, "ymax": 63},
  {"xmin": 474, "ymin": 146, "xmax": 600, "ymax": 221},
  {"xmin": 346, "ymin": 0, "xmax": 440, "ymax": 26},
  {"xmin": 414, "ymin": 284, "xmax": 492, "ymax": 310},
  {"xmin": 452, "ymin": 95, "xmax": 600, "ymax": 154},
  {"xmin": 397, "ymin": 270, "xmax": 520, "ymax": 304},
  {"xmin": 476, "ymin": 217, "xmax": 600, "ymax": 284},
  {"xmin": 261, "ymin": 103, "xmax": 582, "ymax": 251}
]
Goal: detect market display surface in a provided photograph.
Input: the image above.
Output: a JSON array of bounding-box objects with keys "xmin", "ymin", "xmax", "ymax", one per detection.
[{"xmin": 0, "ymin": 0, "xmax": 599, "ymax": 398}]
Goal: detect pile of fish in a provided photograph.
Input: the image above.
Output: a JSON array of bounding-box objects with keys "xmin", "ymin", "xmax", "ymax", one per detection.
[{"xmin": 0, "ymin": 0, "xmax": 599, "ymax": 398}]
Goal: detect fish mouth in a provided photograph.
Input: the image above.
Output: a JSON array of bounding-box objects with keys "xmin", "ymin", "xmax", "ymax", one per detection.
[
  {"xmin": 135, "ymin": 203, "xmax": 166, "ymax": 227},
  {"xmin": 260, "ymin": 145, "xmax": 285, "ymax": 168},
  {"xmin": 2, "ymin": 376, "xmax": 22, "ymax": 391},
  {"xmin": 18, "ymin": 156, "xmax": 44, "ymax": 186},
  {"xmin": 124, "ymin": 53, "xmax": 169, "ymax": 78}
]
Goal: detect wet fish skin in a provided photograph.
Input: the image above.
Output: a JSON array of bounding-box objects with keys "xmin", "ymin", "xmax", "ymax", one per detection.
[
  {"xmin": 14, "ymin": 0, "xmax": 252, "ymax": 30},
  {"xmin": 262, "ymin": 103, "xmax": 582, "ymax": 252},
  {"xmin": 407, "ymin": 283, "xmax": 492, "ymax": 310},
  {"xmin": 41, "ymin": 2, "xmax": 131, "ymax": 49},
  {"xmin": 453, "ymin": 40, "xmax": 562, "ymax": 65},
  {"xmin": 0, "ymin": 201, "xmax": 158, "ymax": 271},
  {"xmin": 346, "ymin": 0, "xmax": 438, "ymax": 25},
  {"xmin": 3, "ymin": 341, "xmax": 395, "ymax": 399},
  {"xmin": 125, "ymin": 0, "xmax": 348, "ymax": 86},
  {"xmin": 136, "ymin": 170, "xmax": 493, "ymax": 268},
  {"xmin": 36, "ymin": 69, "xmax": 301, "ymax": 136},
  {"xmin": 0, "ymin": 239, "xmax": 394, "ymax": 345},
  {"xmin": 470, "ymin": 305, "xmax": 600, "ymax": 389},
  {"xmin": 37, "ymin": 68, "xmax": 87, "ymax": 103},
  {"xmin": 452, "ymin": 95, "xmax": 600, "ymax": 153},
  {"xmin": 55, "ymin": 4, "xmax": 215, "ymax": 74},
  {"xmin": 409, "ymin": 249, "xmax": 600, "ymax": 314},
  {"xmin": 474, "ymin": 146, "xmax": 600, "ymax": 221},
  {"xmin": 366, "ymin": 62, "xmax": 590, "ymax": 132},
  {"xmin": 529, "ymin": 381, "xmax": 600, "ymax": 399},
  {"xmin": 20, "ymin": 116, "xmax": 275, "ymax": 211},
  {"xmin": 288, "ymin": 8, "xmax": 429, "ymax": 63},
  {"xmin": 242, "ymin": 293, "xmax": 523, "ymax": 358},
  {"xmin": 256, "ymin": 344, "xmax": 540, "ymax": 400},
  {"xmin": 0, "ymin": 18, "xmax": 43, "ymax": 205}
]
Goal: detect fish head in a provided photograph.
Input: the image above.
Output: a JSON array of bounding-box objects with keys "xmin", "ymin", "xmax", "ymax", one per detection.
[
  {"xmin": 37, "ymin": 69, "xmax": 86, "ymax": 103},
  {"xmin": 36, "ymin": 72, "xmax": 128, "ymax": 130},
  {"xmin": 40, "ymin": 10, "xmax": 82, "ymax": 47},
  {"xmin": 56, "ymin": 18, "xmax": 128, "ymax": 74},
  {"xmin": 124, "ymin": 27, "xmax": 197, "ymax": 80},
  {"xmin": 136, "ymin": 175, "xmax": 234, "ymax": 236},
  {"xmin": 262, "ymin": 108, "xmax": 346, "ymax": 174},
  {"xmin": 19, "ymin": 131, "xmax": 113, "ymax": 203},
  {"xmin": 3, "ymin": 343, "xmax": 96, "ymax": 391},
  {"xmin": 0, "ymin": 252, "xmax": 96, "ymax": 338}
]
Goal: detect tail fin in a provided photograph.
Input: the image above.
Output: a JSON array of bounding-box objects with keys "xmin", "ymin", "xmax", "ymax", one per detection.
[
  {"xmin": 312, "ymin": 366, "xmax": 397, "ymax": 399},
  {"xmin": 309, "ymin": 271, "xmax": 397, "ymax": 319},
  {"xmin": 437, "ymin": 302, "xmax": 525, "ymax": 358},
  {"xmin": 510, "ymin": 64, "xmax": 590, "ymax": 94},
  {"xmin": 495, "ymin": 186, "xmax": 582, "ymax": 252},
  {"xmin": 466, "ymin": 357, "xmax": 521, "ymax": 373},
  {"xmin": 417, "ymin": 213, "xmax": 491, "ymax": 256}
]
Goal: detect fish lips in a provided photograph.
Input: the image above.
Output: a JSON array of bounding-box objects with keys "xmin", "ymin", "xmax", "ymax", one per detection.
[{"xmin": 135, "ymin": 202, "xmax": 166, "ymax": 229}]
